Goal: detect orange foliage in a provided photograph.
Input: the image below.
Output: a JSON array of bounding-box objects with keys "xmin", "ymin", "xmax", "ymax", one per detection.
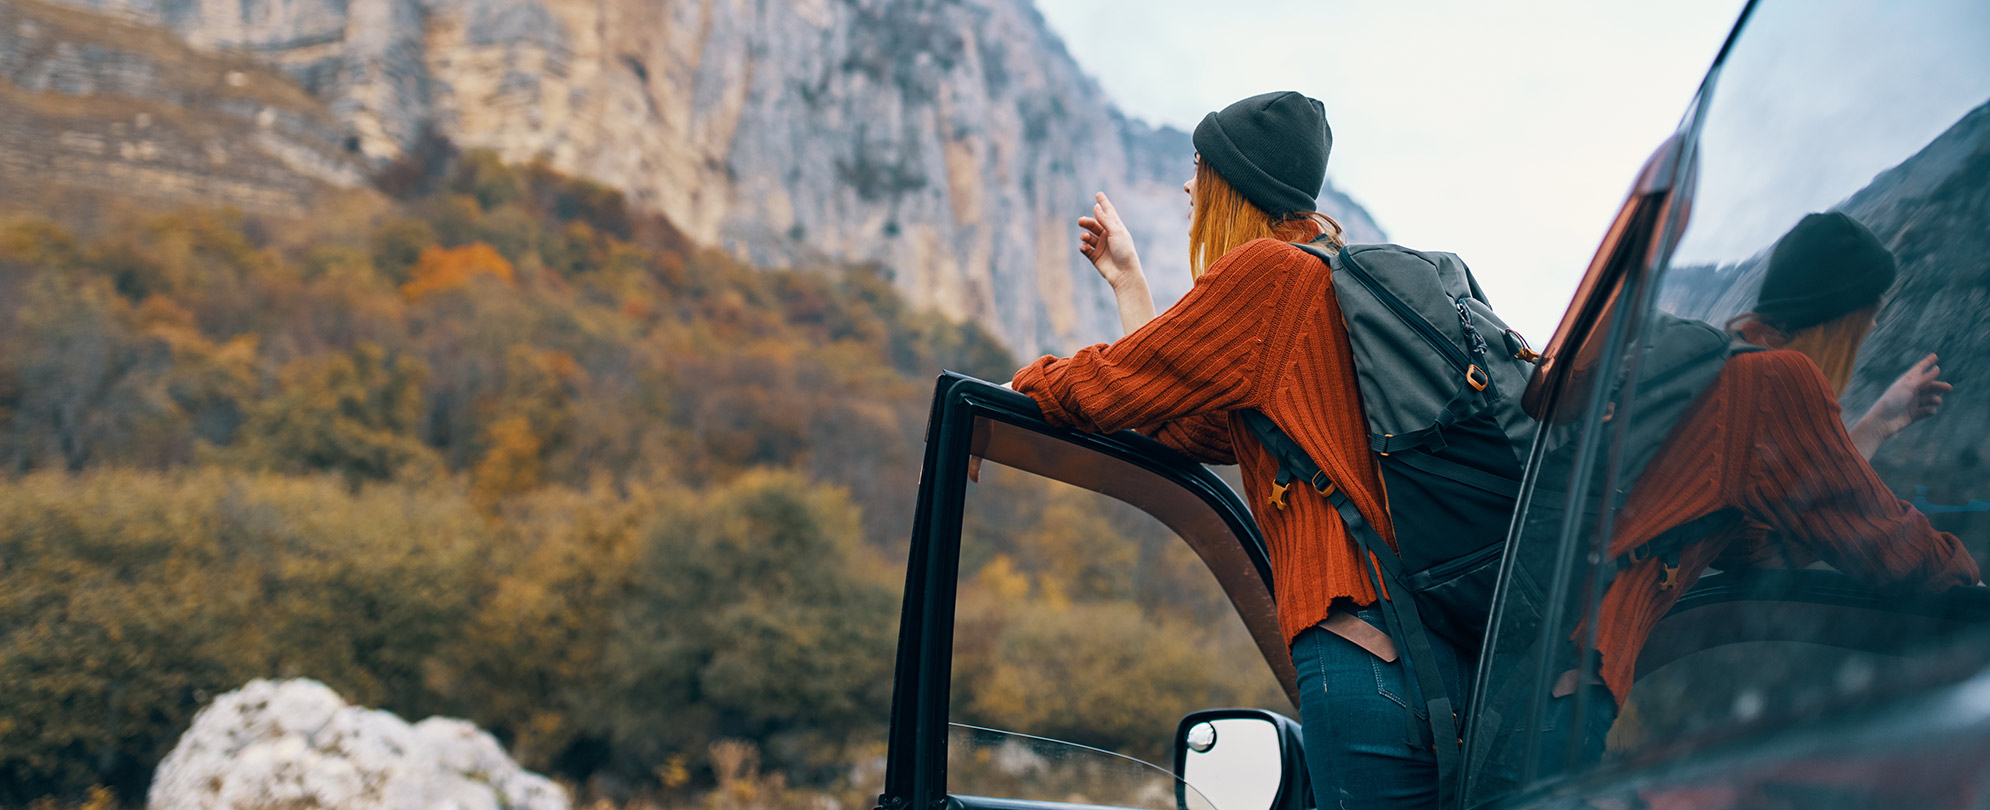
[
  {"xmin": 399, "ymin": 242, "xmax": 515, "ymax": 300},
  {"xmin": 471, "ymin": 415, "xmax": 543, "ymax": 508}
]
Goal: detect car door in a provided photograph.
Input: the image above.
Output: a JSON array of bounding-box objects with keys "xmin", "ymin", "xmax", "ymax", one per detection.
[
  {"xmin": 878, "ymin": 372, "xmax": 1301, "ymax": 810},
  {"xmin": 1462, "ymin": 0, "xmax": 1990, "ymax": 807}
]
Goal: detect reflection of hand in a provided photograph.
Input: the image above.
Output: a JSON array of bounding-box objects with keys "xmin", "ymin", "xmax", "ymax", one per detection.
[{"xmin": 1853, "ymin": 354, "xmax": 1950, "ymax": 458}]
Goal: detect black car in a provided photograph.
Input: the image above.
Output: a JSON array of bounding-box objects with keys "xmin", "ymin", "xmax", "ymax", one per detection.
[{"xmin": 874, "ymin": 1, "xmax": 1990, "ymax": 808}]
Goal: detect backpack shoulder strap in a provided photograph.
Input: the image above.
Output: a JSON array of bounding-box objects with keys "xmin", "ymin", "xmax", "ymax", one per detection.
[
  {"xmin": 1238, "ymin": 409, "xmax": 1334, "ymax": 511},
  {"xmin": 1240, "ymin": 408, "xmax": 1465, "ymax": 808}
]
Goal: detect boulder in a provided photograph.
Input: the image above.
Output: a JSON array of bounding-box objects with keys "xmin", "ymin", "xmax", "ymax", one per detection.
[{"xmin": 148, "ymin": 678, "xmax": 569, "ymax": 810}]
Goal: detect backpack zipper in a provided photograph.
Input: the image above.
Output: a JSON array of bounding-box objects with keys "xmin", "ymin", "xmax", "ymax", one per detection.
[{"xmin": 1336, "ymin": 248, "xmax": 1476, "ymax": 377}]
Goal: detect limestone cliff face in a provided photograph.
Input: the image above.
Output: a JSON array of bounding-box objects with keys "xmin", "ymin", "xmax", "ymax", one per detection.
[
  {"xmin": 0, "ymin": 1, "xmax": 368, "ymax": 222},
  {"xmin": 27, "ymin": 0, "xmax": 1384, "ymax": 356}
]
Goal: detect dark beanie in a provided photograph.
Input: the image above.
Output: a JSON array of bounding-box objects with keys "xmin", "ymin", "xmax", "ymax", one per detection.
[
  {"xmin": 1192, "ymin": 91, "xmax": 1331, "ymax": 217},
  {"xmin": 1755, "ymin": 212, "xmax": 1897, "ymax": 332}
]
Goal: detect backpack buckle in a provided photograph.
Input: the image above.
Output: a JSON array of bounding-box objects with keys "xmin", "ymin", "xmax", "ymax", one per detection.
[
  {"xmin": 1504, "ymin": 329, "xmax": 1542, "ymax": 363},
  {"xmin": 1269, "ymin": 481, "xmax": 1290, "ymax": 511},
  {"xmin": 1310, "ymin": 470, "xmax": 1337, "ymax": 497},
  {"xmin": 1466, "ymin": 365, "xmax": 1490, "ymax": 392},
  {"xmin": 1658, "ymin": 562, "xmax": 1681, "ymax": 590}
]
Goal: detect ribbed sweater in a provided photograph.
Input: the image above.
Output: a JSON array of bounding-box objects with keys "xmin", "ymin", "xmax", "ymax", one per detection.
[
  {"xmin": 1592, "ymin": 349, "xmax": 1979, "ymax": 702},
  {"xmin": 1011, "ymin": 238, "xmax": 1393, "ymax": 646}
]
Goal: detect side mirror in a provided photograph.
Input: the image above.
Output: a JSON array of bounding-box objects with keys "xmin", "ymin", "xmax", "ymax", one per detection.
[{"xmin": 1173, "ymin": 708, "xmax": 1308, "ymax": 810}]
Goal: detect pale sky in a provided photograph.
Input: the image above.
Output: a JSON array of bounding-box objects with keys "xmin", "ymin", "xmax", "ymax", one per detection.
[
  {"xmin": 1669, "ymin": 0, "xmax": 1990, "ymax": 267},
  {"xmin": 1034, "ymin": 0, "xmax": 1749, "ymax": 341}
]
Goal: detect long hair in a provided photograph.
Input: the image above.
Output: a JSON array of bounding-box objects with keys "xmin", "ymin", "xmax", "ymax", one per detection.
[
  {"xmin": 1729, "ymin": 304, "xmax": 1878, "ymax": 396},
  {"xmin": 1188, "ymin": 161, "xmax": 1345, "ymax": 279}
]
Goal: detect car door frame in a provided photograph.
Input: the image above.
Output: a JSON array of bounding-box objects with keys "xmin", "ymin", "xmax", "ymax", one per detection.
[{"xmin": 876, "ymin": 372, "xmax": 1287, "ymax": 810}]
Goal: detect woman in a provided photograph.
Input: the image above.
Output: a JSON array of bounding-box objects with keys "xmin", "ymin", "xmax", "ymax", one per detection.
[
  {"xmin": 1545, "ymin": 212, "xmax": 1979, "ymax": 777},
  {"xmin": 1714, "ymin": 211, "xmax": 1953, "ymax": 574},
  {"xmin": 1730, "ymin": 211, "xmax": 1950, "ymax": 459},
  {"xmin": 1009, "ymin": 91, "xmax": 1473, "ymax": 810}
]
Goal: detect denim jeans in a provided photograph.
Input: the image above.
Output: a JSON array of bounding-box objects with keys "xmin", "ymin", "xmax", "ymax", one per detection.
[
  {"xmin": 1471, "ymin": 684, "xmax": 1619, "ymax": 801},
  {"xmin": 1289, "ymin": 607, "xmax": 1475, "ymax": 810}
]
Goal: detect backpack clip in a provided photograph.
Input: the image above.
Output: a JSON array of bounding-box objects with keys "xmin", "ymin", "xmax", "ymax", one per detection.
[
  {"xmin": 1466, "ymin": 365, "xmax": 1490, "ymax": 392},
  {"xmin": 1503, "ymin": 328, "xmax": 1542, "ymax": 363},
  {"xmin": 1657, "ymin": 552, "xmax": 1683, "ymax": 590},
  {"xmin": 1269, "ymin": 481, "xmax": 1290, "ymax": 511},
  {"xmin": 1310, "ymin": 470, "xmax": 1337, "ymax": 497}
]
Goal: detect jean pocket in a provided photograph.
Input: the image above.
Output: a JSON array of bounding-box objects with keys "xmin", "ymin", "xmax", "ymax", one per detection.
[{"xmin": 1368, "ymin": 648, "xmax": 1430, "ymax": 719}]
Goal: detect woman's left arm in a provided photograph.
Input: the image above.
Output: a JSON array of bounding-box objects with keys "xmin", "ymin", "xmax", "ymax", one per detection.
[
  {"xmin": 1849, "ymin": 353, "xmax": 1949, "ymax": 459},
  {"xmin": 1012, "ymin": 240, "xmax": 1304, "ymax": 435},
  {"xmin": 1143, "ymin": 412, "xmax": 1237, "ymax": 465},
  {"xmin": 1741, "ymin": 353, "xmax": 1978, "ymax": 593}
]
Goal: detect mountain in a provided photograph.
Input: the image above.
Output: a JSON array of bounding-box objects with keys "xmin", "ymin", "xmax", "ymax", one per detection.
[
  {"xmin": 6, "ymin": 0, "xmax": 1386, "ymax": 358},
  {"xmin": 0, "ymin": 1, "xmax": 371, "ymax": 217},
  {"xmin": 1657, "ymin": 98, "xmax": 1990, "ymax": 505}
]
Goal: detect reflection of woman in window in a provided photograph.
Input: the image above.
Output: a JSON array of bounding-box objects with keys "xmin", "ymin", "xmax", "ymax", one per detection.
[
  {"xmin": 1009, "ymin": 91, "xmax": 1474, "ymax": 809},
  {"xmin": 1569, "ymin": 212, "xmax": 1980, "ymax": 768},
  {"xmin": 1730, "ymin": 211, "xmax": 1951, "ymax": 459}
]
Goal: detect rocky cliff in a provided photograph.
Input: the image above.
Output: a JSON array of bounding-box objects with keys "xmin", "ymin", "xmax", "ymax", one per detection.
[
  {"xmin": 0, "ymin": 1, "xmax": 370, "ymax": 221},
  {"xmin": 1658, "ymin": 98, "xmax": 1990, "ymax": 508},
  {"xmin": 16, "ymin": 0, "xmax": 1384, "ymax": 357}
]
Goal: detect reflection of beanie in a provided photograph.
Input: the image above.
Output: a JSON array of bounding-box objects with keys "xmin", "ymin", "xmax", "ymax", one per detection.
[
  {"xmin": 1756, "ymin": 212, "xmax": 1897, "ymax": 332},
  {"xmin": 1191, "ymin": 91, "xmax": 1331, "ymax": 217}
]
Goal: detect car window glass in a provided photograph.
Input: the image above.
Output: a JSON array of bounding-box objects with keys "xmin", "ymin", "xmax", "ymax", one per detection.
[
  {"xmin": 1472, "ymin": 0, "xmax": 1990, "ymax": 804},
  {"xmin": 950, "ymin": 459, "xmax": 1287, "ymax": 806},
  {"xmin": 947, "ymin": 724, "xmax": 1216, "ymax": 810},
  {"xmin": 1609, "ymin": 0, "xmax": 1990, "ymax": 770}
]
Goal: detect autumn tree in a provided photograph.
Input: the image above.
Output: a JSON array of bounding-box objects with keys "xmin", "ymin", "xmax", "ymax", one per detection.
[{"xmin": 226, "ymin": 343, "xmax": 441, "ymax": 486}]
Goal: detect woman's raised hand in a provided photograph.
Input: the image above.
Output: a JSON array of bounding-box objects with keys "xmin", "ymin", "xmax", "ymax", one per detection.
[
  {"xmin": 1078, "ymin": 192, "xmax": 1144, "ymax": 291},
  {"xmin": 1852, "ymin": 353, "xmax": 1952, "ymax": 458},
  {"xmin": 1079, "ymin": 191, "xmax": 1158, "ymax": 334}
]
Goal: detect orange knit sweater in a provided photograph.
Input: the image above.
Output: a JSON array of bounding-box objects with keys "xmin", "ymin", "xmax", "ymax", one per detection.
[
  {"xmin": 1011, "ymin": 238, "xmax": 1392, "ymax": 646},
  {"xmin": 1592, "ymin": 349, "xmax": 1980, "ymax": 702}
]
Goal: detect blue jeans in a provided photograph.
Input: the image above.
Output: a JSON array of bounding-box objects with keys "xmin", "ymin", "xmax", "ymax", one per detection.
[
  {"xmin": 1472, "ymin": 684, "xmax": 1618, "ymax": 801},
  {"xmin": 1289, "ymin": 607, "xmax": 1475, "ymax": 810}
]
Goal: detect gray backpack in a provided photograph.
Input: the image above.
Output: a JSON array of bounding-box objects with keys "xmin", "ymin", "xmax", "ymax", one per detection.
[
  {"xmin": 1243, "ymin": 241, "xmax": 1540, "ymax": 648},
  {"xmin": 1241, "ymin": 240, "xmax": 1541, "ymax": 809},
  {"xmin": 1245, "ymin": 239, "xmax": 1759, "ymax": 807}
]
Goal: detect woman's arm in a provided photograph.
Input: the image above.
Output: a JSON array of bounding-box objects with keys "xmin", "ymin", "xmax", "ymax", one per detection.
[
  {"xmin": 1738, "ymin": 353, "xmax": 1978, "ymax": 593},
  {"xmin": 1078, "ymin": 191, "xmax": 1158, "ymax": 334},
  {"xmin": 1848, "ymin": 353, "xmax": 1949, "ymax": 459},
  {"xmin": 1012, "ymin": 239, "xmax": 1308, "ymax": 435},
  {"xmin": 1142, "ymin": 412, "xmax": 1237, "ymax": 465}
]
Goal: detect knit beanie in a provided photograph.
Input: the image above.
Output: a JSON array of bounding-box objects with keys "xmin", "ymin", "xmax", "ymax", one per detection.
[
  {"xmin": 1192, "ymin": 91, "xmax": 1331, "ymax": 217},
  {"xmin": 1755, "ymin": 212, "xmax": 1898, "ymax": 332}
]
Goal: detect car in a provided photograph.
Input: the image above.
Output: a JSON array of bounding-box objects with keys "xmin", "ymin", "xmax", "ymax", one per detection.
[{"xmin": 872, "ymin": 1, "xmax": 1990, "ymax": 808}]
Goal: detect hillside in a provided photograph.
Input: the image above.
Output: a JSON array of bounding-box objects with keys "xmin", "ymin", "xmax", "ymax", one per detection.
[
  {"xmin": 11, "ymin": 0, "xmax": 1385, "ymax": 358},
  {"xmin": 0, "ymin": 155, "xmax": 1283, "ymax": 808}
]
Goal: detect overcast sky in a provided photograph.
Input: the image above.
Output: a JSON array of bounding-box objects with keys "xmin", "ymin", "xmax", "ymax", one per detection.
[{"xmin": 1034, "ymin": 0, "xmax": 1749, "ymax": 340}]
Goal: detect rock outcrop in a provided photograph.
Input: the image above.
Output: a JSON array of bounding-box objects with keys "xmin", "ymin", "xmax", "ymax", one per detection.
[
  {"xmin": 21, "ymin": 0, "xmax": 1384, "ymax": 356},
  {"xmin": 148, "ymin": 679, "xmax": 569, "ymax": 810},
  {"xmin": 0, "ymin": 1, "xmax": 369, "ymax": 224}
]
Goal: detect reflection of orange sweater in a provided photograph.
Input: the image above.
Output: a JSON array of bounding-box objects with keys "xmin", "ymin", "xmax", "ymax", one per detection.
[
  {"xmin": 1011, "ymin": 238, "xmax": 1394, "ymax": 646},
  {"xmin": 1594, "ymin": 350, "xmax": 1979, "ymax": 703}
]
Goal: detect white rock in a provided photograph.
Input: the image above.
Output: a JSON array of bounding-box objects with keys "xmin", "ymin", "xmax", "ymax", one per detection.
[{"xmin": 148, "ymin": 678, "xmax": 569, "ymax": 810}]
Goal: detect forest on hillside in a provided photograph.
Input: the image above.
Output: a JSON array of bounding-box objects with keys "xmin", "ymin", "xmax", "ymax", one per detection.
[{"xmin": 0, "ymin": 152, "xmax": 1282, "ymax": 809}]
